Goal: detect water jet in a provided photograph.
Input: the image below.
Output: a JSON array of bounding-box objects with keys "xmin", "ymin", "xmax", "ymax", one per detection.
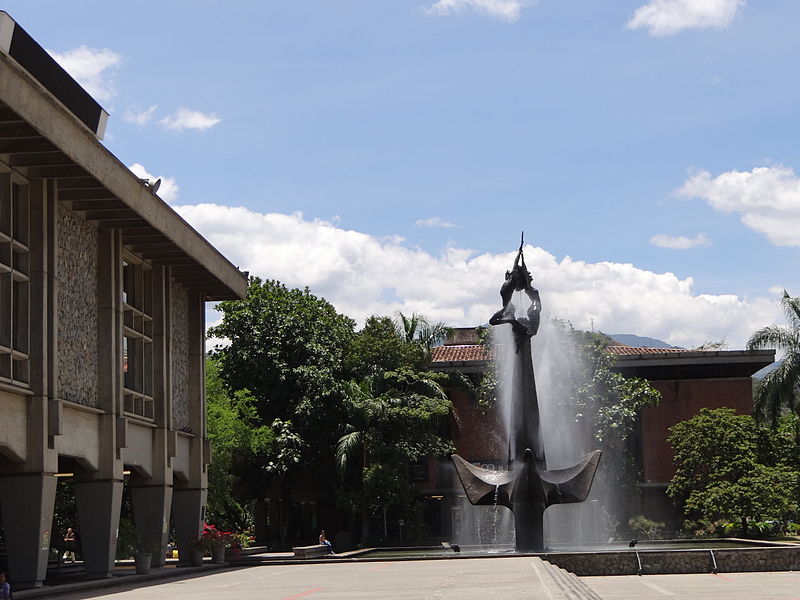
[{"xmin": 451, "ymin": 235, "xmax": 601, "ymax": 552}]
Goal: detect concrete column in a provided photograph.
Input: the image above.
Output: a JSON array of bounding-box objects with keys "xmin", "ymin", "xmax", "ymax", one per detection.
[
  {"xmin": 74, "ymin": 479, "xmax": 123, "ymax": 578},
  {"xmin": 173, "ymin": 487, "xmax": 206, "ymax": 565},
  {"xmin": 0, "ymin": 474, "xmax": 56, "ymax": 589},
  {"xmin": 130, "ymin": 483, "xmax": 172, "ymax": 567}
]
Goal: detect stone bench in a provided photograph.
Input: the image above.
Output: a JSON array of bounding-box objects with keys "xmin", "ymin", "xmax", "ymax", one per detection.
[{"xmin": 292, "ymin": 544, "xmax": 330, "ymax": 558}]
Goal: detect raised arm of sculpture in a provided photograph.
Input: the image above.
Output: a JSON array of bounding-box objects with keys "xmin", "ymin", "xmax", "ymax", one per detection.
[{"xmin": 489, "ymin": 233, "xmax": 541, "ymax": 338}]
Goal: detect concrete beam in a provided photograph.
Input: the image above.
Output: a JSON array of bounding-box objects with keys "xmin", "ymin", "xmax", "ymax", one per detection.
[{"xmin": 0, "ymin": 54, "xmax": 247, "ymax": 300}]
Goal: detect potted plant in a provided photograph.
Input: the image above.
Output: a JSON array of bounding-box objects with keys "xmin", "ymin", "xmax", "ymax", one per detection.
[
  {"xmin": 196, "ymin": 523, "xmax": 234, "ymax": 564},
  {"xmin": 135, "ymin": 536, "xmax": 163, "ymax": 574}
]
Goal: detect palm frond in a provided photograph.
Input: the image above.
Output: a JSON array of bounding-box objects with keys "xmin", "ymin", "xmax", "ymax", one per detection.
[
  {"xmin": 336, "ymin": 431, "xmax": 362, "ymax": 473},
  {"xmin": 747, "ymin": 325, "xmax": 800, "ymax": 353},
  {"xmin": 781, "ymin": 291, "xmax": 800, "ymax": 332},
  {"xmin": 753, "ymin": 352, "xmax": 800, "ymax": 426}
]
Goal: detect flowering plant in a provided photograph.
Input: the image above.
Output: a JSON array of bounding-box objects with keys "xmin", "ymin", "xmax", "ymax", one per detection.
[{"xmin": 195, "ymin": 523, "xmax": 235, "ymax": 551}]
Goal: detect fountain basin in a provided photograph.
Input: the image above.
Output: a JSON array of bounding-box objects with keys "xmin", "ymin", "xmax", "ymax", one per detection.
[{"xmin": 355, "ymin": 539, "xmax": 800, "ymax": 575}]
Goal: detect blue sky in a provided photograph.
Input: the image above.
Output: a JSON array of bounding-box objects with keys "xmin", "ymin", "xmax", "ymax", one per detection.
[{"xmin": 5, "ymin": 0, "xmax": 800, "ymax": 348}]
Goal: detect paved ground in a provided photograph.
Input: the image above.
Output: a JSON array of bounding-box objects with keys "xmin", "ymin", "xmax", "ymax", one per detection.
[{"xmin": 35, "ymin": 557, "xmax": 800, "ymax": 600}]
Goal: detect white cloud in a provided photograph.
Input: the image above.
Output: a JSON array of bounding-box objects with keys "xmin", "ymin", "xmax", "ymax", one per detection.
[
  {"xmin": 48, "ymin": 46, "xmax": 122, "ymax": 103},
  {"xmin": 415, "ymin": 217, "xmax": 460, "ymax": 228},
  {"xmin": 123, "ymin": 105, "xmax": 158, "ymax": 126},
  {"xmin": 128, "ymin": 163, "xmax": 180, "ymax": 204},
  {"xmin": 649, "ymin": 232, "xmax": 710, "ymax": 249},
  {"xmin": 424, "ymin": 0, "xmax": 534, "ymax": 22},
  {"xmin": 158, "ymin": 108, "xmax": 221, "ymax": 131},
  {"xmin": 627, "ymin": 0, "xmax": 743, "ymax": 36},
  {"xmin": 172, "ymin": 202, "xmax": 780, "ymax": 349},
  {"xmin": 678, "ymin": 165, "xmax": 800, "ymax": 247}
]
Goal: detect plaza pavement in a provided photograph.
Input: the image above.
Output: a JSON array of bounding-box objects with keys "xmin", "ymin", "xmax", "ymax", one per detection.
[{"xmin": 20, "ymin": 555, "xmax": 800, "ymax": 600}]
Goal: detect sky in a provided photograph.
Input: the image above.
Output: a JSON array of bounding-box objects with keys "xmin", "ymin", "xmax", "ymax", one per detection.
[{"xmin": 4, "ymin": 0, "xmax": 800, "ymax": 349}]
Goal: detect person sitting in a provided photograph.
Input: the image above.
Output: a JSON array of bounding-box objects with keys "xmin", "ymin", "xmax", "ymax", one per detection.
[
  {"xmin": 0, "ymin": 572, "xmax": 11, "ymax": 600},
  {"xmin": 319, "ymin": 530, "xmax": 334, "ymax": 554}
]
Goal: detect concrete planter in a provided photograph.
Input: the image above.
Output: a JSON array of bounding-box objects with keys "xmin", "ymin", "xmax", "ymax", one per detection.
[
  {"xmin": 134, "ymin": 552, "xmax": 152, "ymax": 575},
  {"xmin": 211, "ymin": 545, "xmax": 227, "ymax": 564}
]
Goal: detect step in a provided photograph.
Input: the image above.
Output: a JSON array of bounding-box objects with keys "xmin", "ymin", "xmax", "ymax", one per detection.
[{"xmin": 532, "ymin": 557, "xmax": 605, "ymax": 600}]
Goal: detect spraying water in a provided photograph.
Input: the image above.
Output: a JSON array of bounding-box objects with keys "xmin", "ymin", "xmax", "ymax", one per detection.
[{"xmin": 451, "ymin": 237, "xmax": 601, "ymax": 552}]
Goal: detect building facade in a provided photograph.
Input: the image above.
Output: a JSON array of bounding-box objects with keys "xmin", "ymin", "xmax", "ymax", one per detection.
[{"xmin": 0, "ymin": 13, "xmax": 247, "ymax": 589}]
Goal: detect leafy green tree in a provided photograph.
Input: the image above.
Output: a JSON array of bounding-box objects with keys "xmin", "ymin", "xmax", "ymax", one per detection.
[
  {"xmin": 667, "ymin": 408, "xmax": 800, "ymax": 536},
  {"xmin": 337, "ymin": 369, "xmax": 454, "ymax": 541},
  {"xmin": 747, "ymin": 290, "xmax": 800, "ymax": 425},
  {"xmin": 208, "ymin": 278, "xmax": 356, "ymax": 545},
  {"xmin": 209, "ymin": 277, "xmax": 356, "ymax": 464},
  {"xmin": 206, "ymin": 357, "xmax": 272, "ymax": 530},
  {"xmin": 338, "ymin": 314, "xmax": 455, "ymax": 542},
  {"xmin": 345, "ymin": 316, "xmax": 422, "ymax": 379}
]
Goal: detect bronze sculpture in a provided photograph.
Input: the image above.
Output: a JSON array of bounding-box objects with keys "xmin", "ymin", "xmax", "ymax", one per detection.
[{"xmin": 451, "ymin": 235, "xmax": 601, "ymax": 552}]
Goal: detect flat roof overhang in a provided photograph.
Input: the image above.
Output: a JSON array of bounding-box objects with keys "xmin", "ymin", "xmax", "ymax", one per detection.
[
  {"xmin": 611, "ymin": 349, "xmax": 776, "ymax": 380},
  {"xmin": 0, "ymin": 39, "xmax": 246, "ymax": 301}
]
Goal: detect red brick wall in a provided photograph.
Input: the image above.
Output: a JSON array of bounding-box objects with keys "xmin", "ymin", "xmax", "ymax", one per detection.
[
  {"xmin": 449, "ymin": 389, "xmax": 506, "ymax": 462},
  {"xmin": 640, "ymin": 377, "xmax": 754, "ymax": 483}
]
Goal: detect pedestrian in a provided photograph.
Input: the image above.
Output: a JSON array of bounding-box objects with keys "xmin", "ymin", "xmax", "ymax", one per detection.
[
  {"xmin": 319, "ymin": 530, "xmax": 333, "ymax": 554},
  {"xmin": 63, "ymin": 527, "xmax": 76, "ymax": 562},
  {"xmin": 0, "ymin": 572, "xmax": 11, "ymax": 599}
]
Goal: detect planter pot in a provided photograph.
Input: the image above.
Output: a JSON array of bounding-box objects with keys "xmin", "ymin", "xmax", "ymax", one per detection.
[
  {"xmin": 134, "ymin": 552, "xmax": 152, "ymax": 575},
  {"xmin": 211, "ymin": 545, "xmax": 227, "ymax": 564},
  {"xmin": 190, "ymin": 548, "xmax": 205, "ymax": 567}
]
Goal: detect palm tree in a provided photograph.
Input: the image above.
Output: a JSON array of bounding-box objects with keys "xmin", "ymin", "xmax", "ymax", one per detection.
[
  {"xmin": 747, "ymin": 290, "xmax": 800, "ymax": 425},
  {"xmin": 395, "ymin": 312, "xmax": 452, "ymax": 361}
]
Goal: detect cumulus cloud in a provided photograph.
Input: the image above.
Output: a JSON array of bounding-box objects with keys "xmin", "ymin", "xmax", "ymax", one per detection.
[
  {"xmin": 128, "ymin": 163, "xmax": 180, "ymax": 204},
  {"xmin": 424, "ymin": 0, "xmax": 534, "ymax": 22},
  {"xmin": 123, "ymin": 105, "xmax": 158, "ymax": 126},
  {"xmin": 627, "ymin": 0, "xmax": 743, "ymax": 36},
  {"xmin": 159, "ymin": 108, "xmax": 221, "ymax": 131},
  {"xmin": 172, "ymin": 202, "xmax": 779, "ymax": 349},
  {"xmin": 48, "ymin": 46, "xmax": 121, "ymax": 103},
  {"xmin": 415, "ymin": 217, "xmax": 460, "ymax": 228},
  {"xmin": 649, "ymin": 233, "xmax": 710, "ymax": 249},
  {"xmin": 678, "ymin": 165, "xmax": 800, "ymax": 247}
]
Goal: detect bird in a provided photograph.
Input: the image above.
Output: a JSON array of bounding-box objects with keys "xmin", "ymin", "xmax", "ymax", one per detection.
[
  {"xmin": 451, "ymin": 544, "xmax": 461, "ymax": 554},
  {"xmin": 629, "ymin": 539, "xmax": 638, "ymax": 548}
]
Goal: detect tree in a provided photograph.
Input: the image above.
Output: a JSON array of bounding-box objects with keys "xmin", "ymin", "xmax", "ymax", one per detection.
[
  {"xmin": 667, "ymin": 408, "xmax": 800, "ymax": 536},
  {"xmin": 395, "ymin": 312, "xmax": 452, "ymax": 363},
  {"xmin": 208, "ymin": 278, "xmax": 356, "ymax": 545},
  {"xmin": 747, "ymin": 290, "xmax": 800, "ymax": 425},
  {"xmin": 337, "ymin": 315, "xmax": 455, "ymax": 542},
  {"xmin": 209, "ymin": 277, "xmax": 356, "ymax": 465},
  {"xmin": 345, "ymin": 316, "xmax": 421, "ymax": 380}
]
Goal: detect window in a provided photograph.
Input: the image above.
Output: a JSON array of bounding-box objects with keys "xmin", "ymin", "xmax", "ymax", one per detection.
[
  {"xmin": 122, "ymin": 254, "xmax": 153, "ymax": 418},
  {"xmin": 0, "ymin": 175, "xmax": 29, "ymax": 386}
]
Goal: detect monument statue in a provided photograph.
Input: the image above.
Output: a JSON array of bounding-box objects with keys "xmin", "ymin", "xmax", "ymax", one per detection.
[{"xmin": 451, "ymin": 235, "xmax": 601, "ymax": 552}]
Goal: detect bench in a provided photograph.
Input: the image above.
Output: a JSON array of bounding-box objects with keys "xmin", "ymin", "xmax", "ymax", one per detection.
[{"xmin": 292, "ymin": 544, "xmax": 330, "ymax": 558}]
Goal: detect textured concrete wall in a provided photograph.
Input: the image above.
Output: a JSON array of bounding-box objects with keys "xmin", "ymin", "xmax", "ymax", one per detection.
[
  {"xmin": 0, "ymin": 391, "xmax": 27, "ymax": 462},
  {"xmin": 171, "ymin": 280, "xmax": 190, "ymax": 431},
  {"xmin": 59, "ymin": 405, "xmax": 100, "ymax": 471},
  {"xmin": 57, "ymin": 205, "xmax": 99, "ymax": 406},
  {"xmin": 545, "ymin": 545, "xmax": 800, "ymax": 576}
]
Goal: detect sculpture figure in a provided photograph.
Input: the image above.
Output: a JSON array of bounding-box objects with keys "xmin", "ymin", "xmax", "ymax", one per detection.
[{"xmin": 451, "ymin": 234, "xmax": 601, "ymax": 552}]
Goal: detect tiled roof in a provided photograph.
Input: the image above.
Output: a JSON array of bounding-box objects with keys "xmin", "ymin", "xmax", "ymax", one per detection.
[
  {"xmin": 606, "ymin": 346, "xmax": 686, "ymax": 356},
  {"xmin": 431, "ymin": 345, "xmax": 489, "ymax": 363}
]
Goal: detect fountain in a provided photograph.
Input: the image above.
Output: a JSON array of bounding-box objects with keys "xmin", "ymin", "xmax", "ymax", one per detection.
[{"xmin": 451, "ymin": 235, "xmax": 602, "ymax": 552}]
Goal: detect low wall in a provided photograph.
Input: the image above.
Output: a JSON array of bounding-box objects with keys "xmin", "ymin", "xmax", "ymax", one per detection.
[{"xmin": 545, "ymin": 546, "xmax": 800, "ymax": 576}]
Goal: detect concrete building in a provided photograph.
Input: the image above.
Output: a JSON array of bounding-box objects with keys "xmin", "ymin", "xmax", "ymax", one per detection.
[
  {"xmin": 0, "ymin": 13, "xmax": 246, "ymax": 589},
  {"xmin": 429, "ymin": 328, "xmax": 774, "ymax": 536}
]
